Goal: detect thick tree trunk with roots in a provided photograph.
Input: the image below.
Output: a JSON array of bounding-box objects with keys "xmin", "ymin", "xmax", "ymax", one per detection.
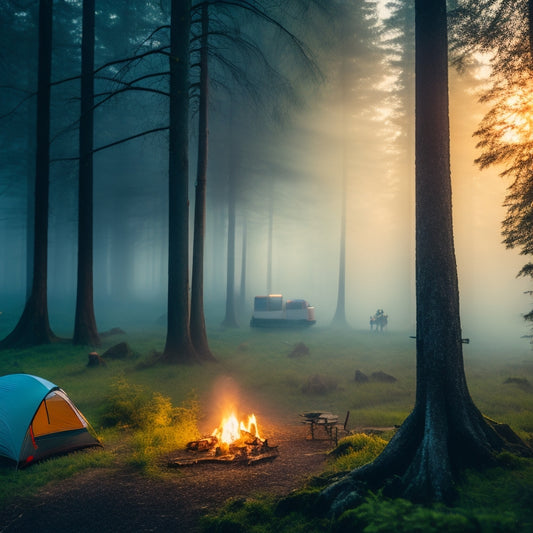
[
  {"xmin": 163, "ymin": 0, "xmax": 199, "ymax": 364},
  {"xmin": 0, "ymin": 0, "xmax": 57, "ymax": 350},
  {"xmin": 319, "ymin": 0, "xmax": 532, "ymax": 513},
  {"xmin": 190, "ymin": 1, "xmax": 216, "ymax": 361}
]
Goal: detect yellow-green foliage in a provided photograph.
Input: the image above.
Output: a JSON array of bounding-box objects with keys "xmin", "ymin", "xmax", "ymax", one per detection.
[
  {"xmin": 100, "ymin": 376, "xmax": 200, "ymax": 469},
  {"xmin": 129, "ymin": 393, "xmax": 201, "ymax": 469},
  {"xmin": 327, "ymin": 433, "xmax": 388, "ymax": 473},
  {"xmin": 100, "ymin": 375, "xmax": 152, "ymax": 429}
]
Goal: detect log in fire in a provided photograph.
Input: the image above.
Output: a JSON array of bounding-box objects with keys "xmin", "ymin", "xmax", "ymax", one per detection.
[{"xmin": 168, "ymin": 412, "xmax": 278, "ymax": 467}]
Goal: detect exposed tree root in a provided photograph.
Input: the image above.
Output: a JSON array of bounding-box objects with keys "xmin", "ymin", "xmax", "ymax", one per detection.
[
  {"xmin": 161, "ymin": 345, "xmax": 201, "ymax": 365},
  {"xmin": 0, "ymin": 297, "xmax": 59, "ymax": 350},
  {"xmin": 318, "ymin": 405, "xmax": 533, "ymax": 517},
  {"xmin": 191, "ymin": 333, "xmax": 218, "ymax": 363}
]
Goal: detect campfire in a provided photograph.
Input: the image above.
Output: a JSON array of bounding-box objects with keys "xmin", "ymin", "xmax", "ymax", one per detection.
[
  {"xmin": 168, "ymin": 411, "xmax": 278, "ymax": 467},
  {"xmin": 210, "ymin": 413, "xmax": 261, "ymax": 452}
]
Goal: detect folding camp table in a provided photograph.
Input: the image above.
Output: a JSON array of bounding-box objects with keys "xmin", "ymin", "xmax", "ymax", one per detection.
[{"xmin": 300, "ymin": 411, "xmax": 350, "ymax": 445}]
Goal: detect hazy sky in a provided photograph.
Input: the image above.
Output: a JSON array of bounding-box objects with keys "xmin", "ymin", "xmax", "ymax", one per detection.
[{"xmin": 247, "ymin": 56, "xmax": 530, "ymax": 349}]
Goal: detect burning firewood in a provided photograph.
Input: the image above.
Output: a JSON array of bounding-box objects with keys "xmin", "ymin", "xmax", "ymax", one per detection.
[
  {"xmin": 168, "ymin": 411, "xmax": 279, "ymax": 467},
  {"xmin": 186, "ymin": 436, "xmax": 218, "ymax": 452}
]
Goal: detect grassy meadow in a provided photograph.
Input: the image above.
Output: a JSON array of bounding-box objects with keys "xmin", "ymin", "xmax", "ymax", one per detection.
[
  {"xmin": 1, "ymin": 323, "xmax": 532, "ymax": 530},
  {"xmin": 0, "ymin": 324, "xmax": 530, "ymax": 436}
]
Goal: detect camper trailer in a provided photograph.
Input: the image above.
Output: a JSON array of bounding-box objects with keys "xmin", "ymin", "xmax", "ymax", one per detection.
[{"xmin": 250, "ymin": 294, "xmax": 316, "ymax": 328}]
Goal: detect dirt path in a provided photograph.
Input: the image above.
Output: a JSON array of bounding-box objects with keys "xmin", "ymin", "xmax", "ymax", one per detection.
[{"xmin": 0, "ymin": 425, "xmax": 334, "ymax": 533}]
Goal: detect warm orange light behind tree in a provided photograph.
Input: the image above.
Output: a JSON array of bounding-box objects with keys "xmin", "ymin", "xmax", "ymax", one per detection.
[{"xmin": 450, "ymin": 0, "xmax": 533, "ymax": 331}]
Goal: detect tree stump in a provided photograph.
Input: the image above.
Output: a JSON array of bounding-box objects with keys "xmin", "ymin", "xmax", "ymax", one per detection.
[{"xmin": 87, "ymin": 352, "xmax": 106, "ymax": 367}]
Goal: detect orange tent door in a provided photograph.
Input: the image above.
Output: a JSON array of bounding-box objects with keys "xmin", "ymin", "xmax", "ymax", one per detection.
[{"xmin": 31, "ymin": 391, "xmax": 87, "ymax": 437}]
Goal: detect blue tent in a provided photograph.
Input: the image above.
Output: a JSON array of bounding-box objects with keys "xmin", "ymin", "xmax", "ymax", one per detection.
[{"xmin": 0, "ymin": 374, "xmax": 101, "ymax": 467}]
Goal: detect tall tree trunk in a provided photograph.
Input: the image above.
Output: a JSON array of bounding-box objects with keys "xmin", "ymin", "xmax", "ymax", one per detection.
[
  {"xmin": 221, "ymin": 172, "xmax": 238, "ymax": 327},
  {"xmin": 239, "ymin": 216, "xmax": 247, "ymax": 318},
  {"xmin": 74, "ymin": 0, "xmax": 100, "ymax": 346},
  {"xmin": 163, "ymin": 0, "xmax": 199, "ymax": 364},
  {"xmin": 266, "ymin": 188, "xmax": 273, "ymax": 294},
  {"xmin": 331, "ymin": 170, "xmax": 348, "ymax": 327},
  {"xmin": 25, "ymin": 71, "xmax": 35, "ymax": 302},
  {"xmin": 319, "ymin": 0, "xmax": 531, "ymax": 512},
  {"xmin": 0, "ymin": 0, "xmax": 57, "ymax": 350},
  {"xmin": 190, "ymin": 0, "xmax": 216, "ymax": 361},
  {"xmin": 332, "ymin": 58, "xmax": 350, "ymax": 328}
]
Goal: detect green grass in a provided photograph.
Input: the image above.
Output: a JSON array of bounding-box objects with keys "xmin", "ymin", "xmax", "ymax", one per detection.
[
  {"xmin": 0, "ymin": 445, "xmax": 116, "ymax": 504},
  {"xmin": 0, "ymin": 325, "xmax": 532, "ymax": 529}
]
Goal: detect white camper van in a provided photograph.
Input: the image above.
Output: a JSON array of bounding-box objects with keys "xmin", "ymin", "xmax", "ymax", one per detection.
[{"xmin": 250, "ymin": 294, "xmax": 316, "ymax": 328}]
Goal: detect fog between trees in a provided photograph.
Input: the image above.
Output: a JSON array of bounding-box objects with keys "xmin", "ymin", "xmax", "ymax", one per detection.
[{"xmin": 0, "ymin": 1, "xmax": 529, "ymax": 352}]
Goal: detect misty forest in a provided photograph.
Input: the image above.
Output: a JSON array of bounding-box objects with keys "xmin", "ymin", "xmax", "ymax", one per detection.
[{"xmin": 1, "ymin": 0, "xmax": 533, "ymax": 531}]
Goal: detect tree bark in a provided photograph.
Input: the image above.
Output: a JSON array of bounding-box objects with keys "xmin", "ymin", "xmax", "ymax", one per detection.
[
  {"xmin": 318, "ymin": 0, "xmax": 532, "ymax": 512},
  {"xmin": 221, "ymin": 170, "xmax": 239, "ymax": 328},
  {"xmin": 25, "ymin": 65, "xmax": 36, "ymax": 303},
  {"xmin": 190, "ymin": 1, "xmax": 216, "ymax": 361},
  {"xmin": 163, "ymin": 0, "xmax": 199, "ymax": 364},
  {"xmin": 331, "ymin": 156, "xmax": 348, "ymax": 327},
  {"xmin": 0, "ymin": 0, "xmax": 57, "ymax": 349},
  {"xmin": 74, "ymin": 0, "xmax": 100, "ymax": 347},
  {"xmin": 266, "ymin": 189, "xmax": 273, "ymax": 295},
  {"xmin": 239, "ymin": 216, "xmax": 247, "ymax": 318},
  {"xmin": 331, "ymin": 57, "xmax": 350, "ymax": 329}
]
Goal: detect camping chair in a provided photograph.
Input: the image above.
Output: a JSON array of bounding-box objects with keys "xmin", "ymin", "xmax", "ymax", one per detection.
[{"xmin": 333, "ymin": 410, "xmax": 351, "ymax": 445}]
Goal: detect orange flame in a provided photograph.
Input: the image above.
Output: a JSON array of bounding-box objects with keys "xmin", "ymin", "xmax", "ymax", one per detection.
[{"xmin": 212, "ymin": 413, "xmax": 261, "ymax": 445}]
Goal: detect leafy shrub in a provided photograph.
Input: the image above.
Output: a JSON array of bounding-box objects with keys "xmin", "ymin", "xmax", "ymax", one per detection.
[
  {"xmin": 457, "ymin": 461, "xmax": 533, "ymax": 530},
  {"xmin": 327, "ymin": 433, "xmax": 388, "ymax": 472},
  {"xmin": 495, "ymin": 451, "xmax": 529, "ymax": 469},
  {"xmin": 100, "ymin": 376, "xmax": 200, "ymax": 469},
  {"xmin": 100, "ymin": 375, "xmax": 152, "ymax": 429},
  {"xmin": 333, "ymin": 493, "xmax": 519, "ymax": 533}
]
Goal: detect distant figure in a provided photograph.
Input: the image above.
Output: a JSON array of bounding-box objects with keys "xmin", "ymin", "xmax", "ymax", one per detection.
[{"xmin": 370, "ymin": 310, "xmax": 388, "ymax": 332}]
